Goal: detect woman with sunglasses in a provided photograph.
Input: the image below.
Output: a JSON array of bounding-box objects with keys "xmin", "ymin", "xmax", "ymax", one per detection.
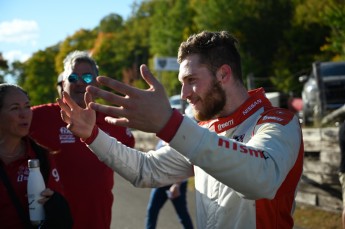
[
  {"xmin": 0, "ymin": 83, "xmax": 73, "ymax": 228},
  {"xmin": 29, "ymin": 50, "xmax": 135, "ymax": 229}
]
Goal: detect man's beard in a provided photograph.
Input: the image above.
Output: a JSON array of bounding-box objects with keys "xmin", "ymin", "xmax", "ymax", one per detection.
[{"xmin": 194, "ymin": 79, "xmax": 226, "ymax": 121}]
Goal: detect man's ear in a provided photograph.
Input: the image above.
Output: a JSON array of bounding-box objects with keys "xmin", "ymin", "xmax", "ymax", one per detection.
[{"xmin": 217, "ymin": 64, "xmax": 232, "ymax": 82}]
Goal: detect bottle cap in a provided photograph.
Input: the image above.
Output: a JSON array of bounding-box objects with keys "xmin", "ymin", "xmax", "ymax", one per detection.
[{"xmin": 28, "ymin": 159, "xmax": 40, "ymax": 168}]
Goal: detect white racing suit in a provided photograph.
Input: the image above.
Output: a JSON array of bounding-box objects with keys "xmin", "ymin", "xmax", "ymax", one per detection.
[{"xmin": 87, "ymin": 88, "xmax": 304, "ymax": 229}]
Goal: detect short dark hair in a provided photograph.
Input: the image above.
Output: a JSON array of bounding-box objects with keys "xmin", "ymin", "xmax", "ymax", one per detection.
[{"xmin": 177, "ymin": 31, "xmax": 243, "ymax": 83}]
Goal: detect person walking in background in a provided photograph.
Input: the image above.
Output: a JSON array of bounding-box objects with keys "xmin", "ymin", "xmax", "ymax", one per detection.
[
  {"xmin": 339, "ymin": 120, "xmax": 345, "ymax": 229},
  {"xmin": 58, "ymin": 31, "xmax": 304, "ymax": 228},
  {"xmin": 145, "ymin": 139, "xmax": 194, "ymax": 229},
  {"xmin": 0, "ymin": 83, "xmax": 72, "ymax": 228},
  {"xmin": 29, "ymin": 50, "xmax": 135, "ymax": 229}
]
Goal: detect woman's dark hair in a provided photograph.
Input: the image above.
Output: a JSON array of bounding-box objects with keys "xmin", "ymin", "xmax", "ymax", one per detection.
[{"xmin": 0, "ymin": 83, "xmax": 29, "ymax": 110}]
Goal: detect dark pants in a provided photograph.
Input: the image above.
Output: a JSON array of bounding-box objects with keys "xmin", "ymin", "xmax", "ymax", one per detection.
[
  {"xmin": 340, "ymin": 121, "xmax": 345, "ymax": 172},
  {"xmin": 145, "ymin": 180, "xmax": 193, "ymax": 229}
]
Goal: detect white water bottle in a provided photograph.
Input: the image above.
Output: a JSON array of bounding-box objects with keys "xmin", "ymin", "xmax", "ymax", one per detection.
[{"xmin": 27, "ymin": 159, "xmax": 46, "ymax": 225}]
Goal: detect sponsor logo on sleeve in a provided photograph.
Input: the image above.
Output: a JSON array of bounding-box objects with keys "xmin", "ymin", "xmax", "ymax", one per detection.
[{"xmin": 218, "ymin": 138, "xmax": 269, "ymax": 160}]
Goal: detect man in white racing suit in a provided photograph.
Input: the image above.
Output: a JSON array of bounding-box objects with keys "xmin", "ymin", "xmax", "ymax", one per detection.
[{"xmin": 58, "ymin": 31, "xmax": 304, "ymax": 229}]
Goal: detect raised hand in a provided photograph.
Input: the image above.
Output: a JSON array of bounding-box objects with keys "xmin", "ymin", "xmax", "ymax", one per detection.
[
  {"xmin": 57, "ymin": 91, "xmax": 96, "ymax": 139},
  {"xmin": 86, "ymin": 64, "xmax": 173, "ymax": 133}
]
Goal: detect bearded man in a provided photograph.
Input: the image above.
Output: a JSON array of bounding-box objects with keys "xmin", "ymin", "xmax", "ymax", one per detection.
[{"xmin": 58, "ymin": 31, "xmax": 304, "ymax": 229}]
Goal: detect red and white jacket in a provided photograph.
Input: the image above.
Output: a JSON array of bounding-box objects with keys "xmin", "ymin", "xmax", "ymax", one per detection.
[{"xmin": 86, "ymin": 88, "xmax": 304, "ymax": 229}]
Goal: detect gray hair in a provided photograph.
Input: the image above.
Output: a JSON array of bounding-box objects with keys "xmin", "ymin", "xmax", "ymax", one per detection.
[{"xmin": 62, "ymin": 50, "xmax": 99, "ymax": 80}]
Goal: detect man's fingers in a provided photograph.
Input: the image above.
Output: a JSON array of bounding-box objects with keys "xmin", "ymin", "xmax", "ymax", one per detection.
[
  {"xmin": 83, "ymin": 64, "xmax": 172, "ymax": 133},
  {"xmin": 94, "ymin": 64, "xmax": 160, "ymax": 97},
  {"xmin": 57, "ymin": 97, "xmax": 72, "ymax": 125},
  {"xmin": 87, "ymin": 85, "xmax": 127, "ymax": 107},
  {"xmin": 89, "ymin": 102, "xmax": 124, "ymax": 118},
  {"xmin": 104, "ymin": 116, "xmax": 129, "ymax": 126},
  {"xmin": 140, "ymin": 64, "xmax": 169, "ymax": 101},
  {"xmin": 140, "ymin": 64, "xmax": 160, "ymax": 90},
  {"xmin": 57, "ymin": 98, "xmax": 71, "ymax": 115},
  {"xmin": 84, "ymin": 91, "xmax": 93, "ymax": 108},
  {"xmin": 96, "ymin": 76, "xmax": 137, "ymax": 97},
  {"xmin": 60, "ymin": 110, "xmax": 72, "ymax": 124},
  {"xmin": 62, "ymin": 91, "xmax": 79, "ymax": 110}
]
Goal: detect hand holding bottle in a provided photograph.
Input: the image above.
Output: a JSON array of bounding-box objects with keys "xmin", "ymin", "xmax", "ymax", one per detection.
[
  {"xmin": 27, "ymin": 159, "xmax": 46, "ymax": 226},
  {"xmin": 37, "ymin": 188, "xmax": 54, "ymax": 204}
]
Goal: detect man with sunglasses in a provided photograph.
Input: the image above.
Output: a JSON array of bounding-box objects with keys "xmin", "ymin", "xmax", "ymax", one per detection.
[{"xmin": 29, "ymin": 50, "xmax": 135, "ymax": 229}]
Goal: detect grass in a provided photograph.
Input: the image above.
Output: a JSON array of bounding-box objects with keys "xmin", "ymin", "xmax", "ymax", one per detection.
[{"xmin": 294, "ymin": 203, "xmax": 342, "ymax": 229}]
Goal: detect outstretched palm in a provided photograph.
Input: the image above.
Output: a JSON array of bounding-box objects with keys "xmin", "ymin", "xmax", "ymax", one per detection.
[{"xmin": 57, "ymin": 91, "xmax": 96, "ymax": 139}]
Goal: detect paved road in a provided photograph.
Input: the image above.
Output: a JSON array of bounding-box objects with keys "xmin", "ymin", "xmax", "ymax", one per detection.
[
  {"xmin": 111, "ymin": 173, "xmax": 196, "ymax": 229},
  {"xmin": 110, "ymin": 173, "xmax": 305, "ymax": 229}
]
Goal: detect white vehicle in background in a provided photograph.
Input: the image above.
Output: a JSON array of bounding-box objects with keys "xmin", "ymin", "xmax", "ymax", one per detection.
[
  {"xmin": 265, "ymin": 92, "xmax": 281, "ymax": 107},
  {"xmin": 169, "ymin": 94, "xmax": 187, "ymax": 113},
  {"xmin": 169, "ymin": 95, "xmax": 195, "ymax": 121}
]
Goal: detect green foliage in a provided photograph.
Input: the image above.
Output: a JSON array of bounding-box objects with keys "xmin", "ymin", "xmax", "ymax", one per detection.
[
  {"xmin": 0, "ymin": 53, "xmax": 9, "ymax": 83},
  {"xmin": 91, "ymin": 14, "xmax": 129, "ymax": 81},
  {"xmin": 92, "ymin": 32, "xmax": 123, "ymax": 79},
  {"xmin": 319, "ymin": 1, "xmax": 345, "ymax": 60},
  {"xmin": 270, "ymin": 68, "xmax": 297, "ymax": 94},
  {"xmin": 97, "ymin": 13, "xmax": 124, "ymax": 33},
  {"xmin": 8, "ymin": 61, "xmax": 25, "ymax": 85},
  {"xmin": 132, "ymin": 77, "xmax": 148, "ymax": 90},
  {"xmin": 192, "ymin": 0, "xmax": 296, "ymax": 90},
  {"xmin": 20, "ymin": 48, "xmax": 59, "ymax": 105},
  {"xmin": 55, "ymin": 29, "xmax": 98, "ymax": 73},
  {"xmin": 7, "ymin": 0, "xmax": 345, "ymax": 100},
  {"xmin": 149, "ymin": 0, "xmax": 194, "ymax": 96},
  {"xmin": 293, "ymin": 0, "xmax": 345, "ymax": 61},
  {"xmin": 149, "ymin": 0, "xmax": 194, "ymax": 56},
  {"xmin": 160, "ymin": 71, "xmax": 181, "ymax": 96}
]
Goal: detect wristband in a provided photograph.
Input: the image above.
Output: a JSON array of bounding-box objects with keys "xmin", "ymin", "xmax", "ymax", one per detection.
[
  {"xmin": 156, "ymin": 109, "xmax": 183, "ymax": 142},
  {"xmin": 81, "ymin": 125, "xmax": 99, "ymax": 145}
]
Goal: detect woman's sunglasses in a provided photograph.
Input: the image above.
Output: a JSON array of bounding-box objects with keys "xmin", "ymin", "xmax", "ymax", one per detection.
[{"xmin": 68, "ymin": 73, "xmax": 95, "ymax": 84}]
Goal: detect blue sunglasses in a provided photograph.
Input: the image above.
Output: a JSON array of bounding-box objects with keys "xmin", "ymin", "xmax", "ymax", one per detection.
[{"xmin": 68, "ymin": 73, "xmax": 95, "ymax": 84}]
